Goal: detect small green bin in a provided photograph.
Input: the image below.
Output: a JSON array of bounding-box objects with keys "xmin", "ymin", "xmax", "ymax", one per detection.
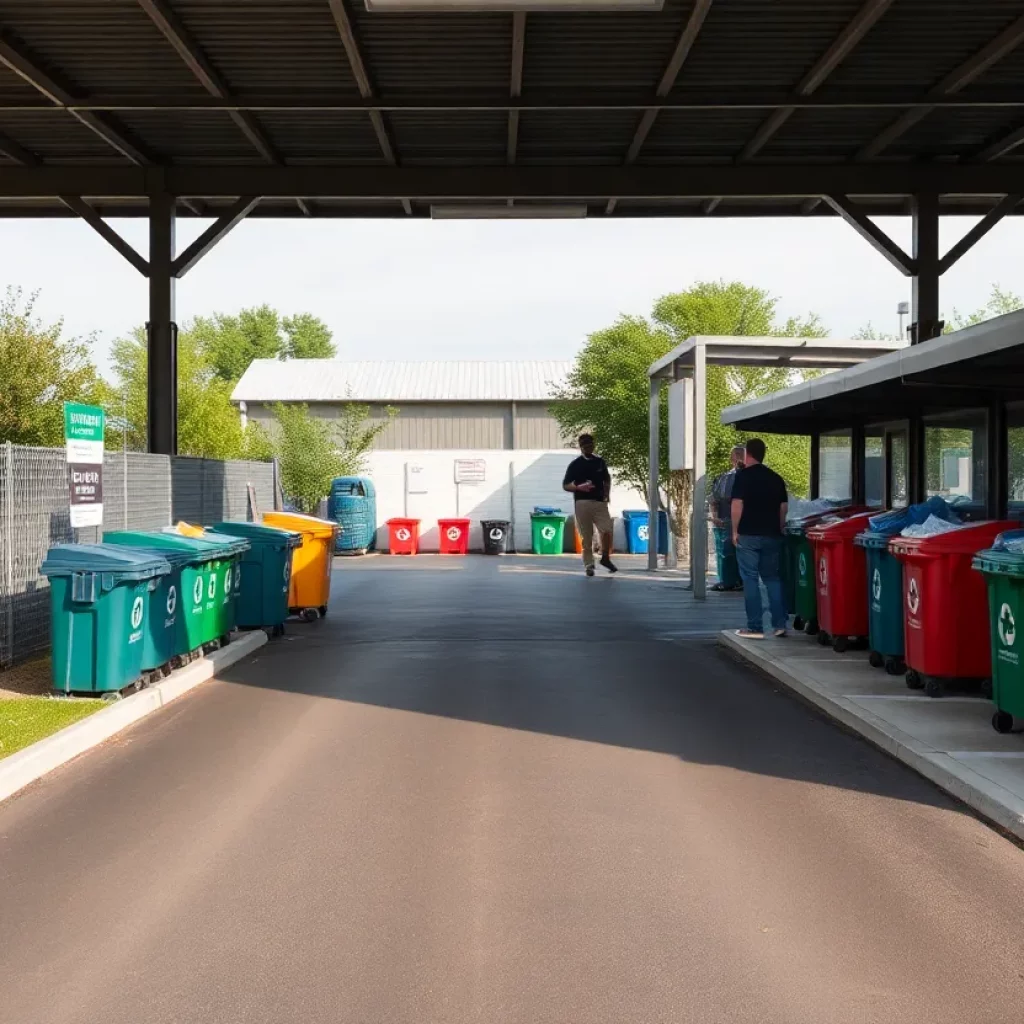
[
  {"xmin": 855, "ymin": 530, "xmax": 906, "ymax": 672},
  {"xmin": 40, "ymin": 544, "xmax": 170, "ymax": 694},
  {"xmin": 974, "ymin": 531, "xmax": 1024, "ymax": 732},
  {"xmin": 209, "ymin": 522, "xmax": 301, "ymax": 632},
  {"xmin": 531, "ymin": 513, "xmax": 567, "ymax": 555}
]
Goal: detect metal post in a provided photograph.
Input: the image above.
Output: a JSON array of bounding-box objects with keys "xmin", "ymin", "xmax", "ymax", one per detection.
[
  {"xmin": 851, "ymin": 425, "xmax": 866, "ymax": 505},
  {"xmin": 908, "ymin": 415, "xmax": 925, "ymax": 504},
  {"xmin": 3, "ymin": 442, "xmax": 13, "ymax": 668},
  {"xmin": 122, "ymin": 389, "xmax": 129, "ymax": 528},
  {"xmin": 989, "ymin": 400, "xmax": 1008, "ymax": 521},
  {"xmin": 509, "ymin": 460, "xmax": 516, "ymax": 553},
  {"xmin": 692, "ymin": 341, "xmax": 708, "ymax": 600},
  {"xmin": 809, "ymin": 431, "xmax": 821, "ymax": 499},
  {"xmin": 147, "ymin": 192, "xmax": 178, "ymax": 454},
  {"xmin": 647, "ymin": 376, "xmax": 660, "ymax": 571},
  {"xmin": 911, "ymin": 192, "xmax": 941, "ymax": 344}
]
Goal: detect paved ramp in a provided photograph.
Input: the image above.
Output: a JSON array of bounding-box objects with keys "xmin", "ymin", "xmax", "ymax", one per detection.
[{"xmin": 2, "ymin": 556, "xmax": 1024, "ymax": 1023}]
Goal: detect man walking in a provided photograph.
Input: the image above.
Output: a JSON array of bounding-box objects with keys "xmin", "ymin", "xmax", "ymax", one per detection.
[
  {"xmin": 709, "ymin": 444, "xmax": 745, "ymax": 592},
  {"xmin": 563, "ymin": 434, "xmax": 617, "ymax": 577},
  {"xmin": 730, "ymin": 437, "xmax": 788, "ymax": 638}
]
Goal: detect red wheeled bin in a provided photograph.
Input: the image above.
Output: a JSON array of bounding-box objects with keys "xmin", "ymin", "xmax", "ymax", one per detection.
[
  {"xmin": 386, "ymin": 518, "xmax": 421, "ymax": 555},
  {"xmin": 438, "ymin": 517, "xmax": 471, "ymax": 555},
  {"xmin": 889, "ymin": 520, "xmax": 1015, "ymax": 697},
  {"xmin": 805, "ymin": 511, "xmax": 875, "ymax": 653}
]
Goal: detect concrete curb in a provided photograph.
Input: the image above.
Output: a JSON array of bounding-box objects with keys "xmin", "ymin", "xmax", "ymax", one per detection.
[
  {"xmin": 719, "ymin": 631, "xmax": 1024, "ymax": 843},
  {"xmin": 0, "ymin": 630, "xmax": 267, "ymax": 805}
]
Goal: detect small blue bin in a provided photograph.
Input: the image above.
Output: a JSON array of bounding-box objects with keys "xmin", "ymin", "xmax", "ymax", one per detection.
[{"xmin": 622, "ymin": 509, "xmax": 669, "ymax": 555}]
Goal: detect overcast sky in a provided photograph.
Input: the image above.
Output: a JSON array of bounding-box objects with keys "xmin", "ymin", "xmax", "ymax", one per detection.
[{"xmin": 1, "ymin": 213, "xmax": 1020, "ymax": 377}]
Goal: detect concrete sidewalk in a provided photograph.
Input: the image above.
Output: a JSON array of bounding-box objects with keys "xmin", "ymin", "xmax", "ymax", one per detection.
[{"xmin": 720, "ymin": 629, "xmax": 1024, "ymax": 842}]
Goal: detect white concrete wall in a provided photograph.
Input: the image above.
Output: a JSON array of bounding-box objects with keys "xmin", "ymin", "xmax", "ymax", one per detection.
[{"xmin": 364, "ymin": 449, "xmax": 645, "ymax": 553}]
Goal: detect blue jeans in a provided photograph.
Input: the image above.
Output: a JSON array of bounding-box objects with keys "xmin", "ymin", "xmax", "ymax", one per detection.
[{"xmin": 736, "ymin": 535, "xmax": 788, "ymax": 632}]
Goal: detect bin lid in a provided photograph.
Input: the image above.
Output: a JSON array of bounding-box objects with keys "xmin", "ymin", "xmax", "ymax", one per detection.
[
  {"xmin": 194, "ymin": 529, "xmax": 251, "ymax": 555},
  {"xmin": 40, "ymin": 543, "xmax": 170, "ymax": 580},
  {"xmin": 806, "ymin": 511, "xmax": 875, "ymax": 542},
  {"xmin": 386, "ymin": 518, "xmax": 420, "ymax": 526},
  {"xmin": 854, "ymin": 530, "xmax": 892, "ymax": 550},
  {"xmin": 531, "ymin": 512, "xmax": 567, "ymax": 521},
  {"xmin": 890, "ymin": 520, "xmax": 1017, "ymax": 558},
  {"xmin": 208, "ymin": 521, "xmax": 302, "ymax": 549},
  {"xmin": 973, "ymin": 529, "xmax": 1024, "ymax": 576},
  {"xmin": 109, "ymin": 530, "xmax": 241, "ymax": 562},
  {"xmin": 622, "ymin": 509, "xmax": 648, "ymax": 521},
  {"xmin": 263, "ymin": 510, "xmax": 338, "ymax": 539},
  {"xmin": 438, "ymin": 518, "xmax": 471, "ymax": 526}
]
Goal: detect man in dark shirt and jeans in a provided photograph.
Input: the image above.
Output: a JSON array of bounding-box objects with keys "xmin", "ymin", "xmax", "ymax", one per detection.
[{"xmin": 730, "ymin": 437, "xmax": 788, "ymax": 638}]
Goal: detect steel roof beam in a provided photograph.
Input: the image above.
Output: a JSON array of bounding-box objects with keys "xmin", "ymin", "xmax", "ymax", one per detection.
[
  {"xmin": 136, "ymin": 1, "xmax": 309, "ymax": 218},
  {"xmin": 171, "ymin": 196, "xmax": 260, "ymax": 278},
  {"xmin": 0, "ymin": 29, "xmax": 151, "ymax": 164},
  {"xmin": 58, "ymin": 195, "xmax": 150, "ymax": 275},
  {"xmin": 607, "ymin": 0, "xmax": 713, "ymax": 214},
  {"xmin": 507, "ymin": 13, "xmax": 526, "ymax": 166},
  {"xmin": 327, "ymin": 0, "xmax": 411, "ymax": 215},
  {"xmin": 938, "ymin": 193, "xmax": 1022, "ymax": 273},
  {"xmin": 857, "ymin": 13, "xmax": 1024, "ymax": 160},
  {"xmin": 974, "ymin": 122, "xmax": 1024, "ymax": 162},
  {"xmin": 823, "ymin": 194, "xmax": 915, "ymax": 275},
  {"xmin": 0, "ymin": 162, "xmax": 1022, "ymax": 199}
]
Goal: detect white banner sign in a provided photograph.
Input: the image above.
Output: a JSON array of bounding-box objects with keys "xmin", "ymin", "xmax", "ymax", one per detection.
[{"xmin": 64, "ymin": 402, "xmax": 105, "ymax": 528}]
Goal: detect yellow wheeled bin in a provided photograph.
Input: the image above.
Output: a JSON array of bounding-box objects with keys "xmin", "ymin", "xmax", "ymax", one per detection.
[{"xmin": 262, "ymin": 511, "xmax": 339, "ymax": 621}]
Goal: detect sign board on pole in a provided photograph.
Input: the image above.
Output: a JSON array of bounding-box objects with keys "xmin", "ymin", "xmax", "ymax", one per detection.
[
  {"xmin": 454, "ymin": 458, "xmax": 486, "ymax": 484},
  {"xmin": 667, "ymin": 379, "xmax": 694, "ymax": 471},
  {"xmin": 407, "ymin": 463, "xmax": 428, "ymax": 494},
  {"xmin": 64, "ymin": 402, "xmax": 105, "ymax": 528}
]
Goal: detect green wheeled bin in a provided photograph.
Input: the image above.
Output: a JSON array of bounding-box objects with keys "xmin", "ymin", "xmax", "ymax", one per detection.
[
  {"xmin": 855, "ymin": 530, "xmax": 906, "ymax": 676},
  {"xmin": 186, "ymin": 529, "xmax": 249, "ymax": 640},
  {"xmin": 209, "ymin": 522, "xmax": 301, "ymax": 635},
  {"xmin": 974, "ymin": 531, "xmax": 1024, "ymax": 734},
  {"xmin": 786, "ymin": 523, "xmax": 820, "ymax": 634},
  {"xmin": 531, "ymin": 513, "xmax": 567, "ymax": 555},
  {"xmin": 40, "ymin": 544, "xmax": 170, "ymax": 694}
]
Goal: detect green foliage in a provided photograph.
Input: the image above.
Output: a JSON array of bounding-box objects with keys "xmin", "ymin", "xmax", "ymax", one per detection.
[
  {"xmin": 0, "ymin": 287, "xmax": 107, "ymax": 446},
  {"xmin": 945, "ymin": 284, "xmax": 1023, "ymax": 333},
  {"xmin": 272, "ymin": 400, "xmax": 394, "ymax": 513},
  {"xmin": 195, "ymin": 304, "xmax": 336, "ymax": 383},
  {"xmin": 240, "ymin": 421, "xmax": 276, "ymax": 462},
  {"xmin": 552, "ymin": 281, "xmax": 824, "ymax": 507}
]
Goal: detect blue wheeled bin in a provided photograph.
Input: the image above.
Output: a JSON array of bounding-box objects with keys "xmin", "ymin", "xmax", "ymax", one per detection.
[
  {"xmin": 209, "ymin": 522, "xmax": 301, "ymax": 635},
  {"xmin": 621, "ymin": 510, "xmax": 669, "ymax": 556}
]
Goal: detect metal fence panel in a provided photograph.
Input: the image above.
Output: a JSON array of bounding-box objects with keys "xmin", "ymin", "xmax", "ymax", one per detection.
[{"xmin": 0, "ymin": 443, "xmax": 274, "ymax": 669}]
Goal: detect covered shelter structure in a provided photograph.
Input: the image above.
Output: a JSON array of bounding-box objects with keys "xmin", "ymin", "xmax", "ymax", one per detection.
[
  {"xmin": 0, "ymin": 1, "xmax": 1023, "ymax": 452},
  {"xmin": 647, "ymin": 336, "xmax": 902, "ymax": 597},
  {"xmin": 722, "ymin": 310, "xmax": 1024, "ymax": 538}
]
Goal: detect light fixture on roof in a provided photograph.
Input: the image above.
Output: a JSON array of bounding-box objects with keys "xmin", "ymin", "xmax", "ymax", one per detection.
[
  {"xmin": 430, "ymin": 204, "xmax": 588, "ymax": 219},
  {"xmin": 366, "ymin": 0, "xmax": 662, "ymax": 10}
]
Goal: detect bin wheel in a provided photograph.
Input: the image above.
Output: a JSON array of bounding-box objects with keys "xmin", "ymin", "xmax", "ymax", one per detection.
[
  {"xmin": 832, "ymin": 635, "xmax": 850, "ymax": 654},
  {"xmin": 816, "ymin": 630, "xmax": 831, "ymax": 647},
  {"xmin": 301, "ymin": 607, "xmax": 320, "ymax": 623},
  {"xmin": 924, "ymin": 677, "xmax": 946, "ymax": 699},
  {"xmin": 905, "ymin": 669, "xmax": 923, "ymax": 690},
  {"xmin": 102, "ymin": 691, "xmax": 123, "ymax": 703},
  {"xmin": 993, "ymin": 710, "xmax": 1016, "ymax": 734},
  {"xmin": 805, "ymin": 619, "xmax": 819, "ymax": 636},
  {"xmin": 319, "ymin": 605, "xmax": 328, "ymax": 618},
  {"xmin": 793, "ymin": 616, "xmax": 805, "ymax": 631},
  {"xmin": 868, "ymin": 650, "xmax": 884, "ymax": 669},
  {"xmin": 273, "ymin": 623, "xmax": 285, "ymax": 637},
  {"xmin": 980, "ymin": 677, "xmax": 993, "ymax": 700},
  {"xmin": 885, "ymin": 658, "xmax": 907, "ymax": 676}
]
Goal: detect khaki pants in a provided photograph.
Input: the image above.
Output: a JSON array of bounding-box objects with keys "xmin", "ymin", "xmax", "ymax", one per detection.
[{"xmin": 574, "ymin": 500, "xmax": 613, "ymax": 567}]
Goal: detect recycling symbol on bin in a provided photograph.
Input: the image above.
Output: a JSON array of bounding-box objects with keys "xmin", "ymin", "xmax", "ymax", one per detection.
[
  {"xmin": 818, "ymin": 556, "xmax": 828, "ymax": 587},
  {"xmin": 907, "ymin": 577, "xmax": 921, "ymax": 615},
  {"xmin": 446, "ymin": 526, "xmax": 462, "ymax": 543},
  {"xmin": 193, "ymin": 577, "xmax": 204, "ymax": 605},
  {"xmin": 489, "ymin": 527, "xmax": 503, "ymax": 541},
  {"xmin": 798, "ymin": 551, "xmax": 808, "ymax": 578},
  {"xmin": 166, "ymin": 585, "xmax": 177, "ymax": 617},
  {"xmin": 396, "ymin": 528, "xmax": 411, "ymax": 543},
  {"xmin": 130, "ymin": 595, "xmax": 144, "ymax": 631},
  {"xmin": 234, "ymin": 564, "xmax": 241, "ymax": 588},
  {"xmin": 541, "ymin": 525, "xmax": 557, "ymax": 541},
  {"xmin": 872, "ymin": 568, "xmax": 882, "ymax": 602},
  {"xmin": 208, "ymin": 574, "xmax": 217, "ymax": 600},
  {"xmin": 638, "ymin": 525, "xmax": 650, "ymax": 542},
  {"xmin": 999, "ymin": 603, "xmax": 1016, "ymax": 647},
  {"xmin": 283, "ymin": 560, "xmax": 291, "ymax": 582}
]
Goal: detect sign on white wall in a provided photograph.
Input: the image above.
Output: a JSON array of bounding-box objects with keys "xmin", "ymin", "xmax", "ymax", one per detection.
[
  {"xmin": 407, "ymin": 463, "xmax": 428, "ymax": 494},
  {"xmin": 454, "ymin": 458, "xmax": 486, "ymax": 483},
  {"xmin": 668, "ymin": 378, "xmax": 694, "ymax": 471}
]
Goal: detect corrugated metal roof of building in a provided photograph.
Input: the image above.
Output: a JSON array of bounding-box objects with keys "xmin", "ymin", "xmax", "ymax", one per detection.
[{"xmin": 231, "ymin": 360, "xmax": 574, "ymax": 404}]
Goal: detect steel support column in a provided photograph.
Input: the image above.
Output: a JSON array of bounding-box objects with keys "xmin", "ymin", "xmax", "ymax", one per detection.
[
  {"xmin": 647, "ymin": 377, "xmax": 660, "ymax": 572},
  {"xmin": 989, "ymin": 400, "xmax": 1008, "ymax": 520},
  {"xmin": 147, "ymin": 193, "xmax": 177, "ymax": 455},
  {"xmin": 851, "ymin": 425, "xmax": 866, "ymax": 505},
  {"xmin": 908, "ymin": 415, "xmax": 925, "ymax": 504},
  {"xmin": 809, "ymin": 431, "xmax": 821, "ymax": 499},
  {"xmin": 911, "ymin": 193, "xmax": 942, "ymax": 343},
  {"xmin": 691, "ymin": 342, "xmax": 708, "ymax": 600}
]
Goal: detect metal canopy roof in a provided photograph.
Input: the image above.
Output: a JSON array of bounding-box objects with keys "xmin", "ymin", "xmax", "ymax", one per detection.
[
  {"xmin": 721, "ymin": 308, "xmax": 1024, "ymax": 433},
  {"xmin": 0, "ymin": 0, "xmax": 1024, "ymax": 219}
]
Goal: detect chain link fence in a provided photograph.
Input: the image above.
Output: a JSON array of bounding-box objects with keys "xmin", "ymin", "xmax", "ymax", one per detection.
[{"xmin": 0, "ymin": 443, "xmax": 276, "ymax": 669}]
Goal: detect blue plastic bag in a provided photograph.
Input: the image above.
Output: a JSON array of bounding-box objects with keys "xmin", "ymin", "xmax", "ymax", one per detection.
[{"xmin": 868, "ymin": 495, "xmax": 959, "ymax": 535}]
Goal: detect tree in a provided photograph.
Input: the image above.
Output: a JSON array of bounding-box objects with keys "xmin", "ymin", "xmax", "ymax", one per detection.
[
  {"xmin": 271, "ymin": 400, "xmax": 394, "ymax": 513},
  {"xmin": 196, "ymin": 305, "xmax": 337, "ymax": 383},
  {"xmin": 945, "ymin": 284, "xmax": 1023, "ymax": 333},
  {"xmin": 0, "ymin": 287, "xmax": 107, "ymax": 446}
]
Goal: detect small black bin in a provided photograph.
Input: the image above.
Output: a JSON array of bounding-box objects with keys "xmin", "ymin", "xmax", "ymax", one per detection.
[{"xmin": 482, "ymin": 520, "xmax": 511, "ymax": 555}]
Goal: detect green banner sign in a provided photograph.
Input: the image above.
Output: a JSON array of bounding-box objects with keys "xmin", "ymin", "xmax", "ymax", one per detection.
[{"xmin": 64, "ymin": 402, "xmax": 105, "ymax": 529}]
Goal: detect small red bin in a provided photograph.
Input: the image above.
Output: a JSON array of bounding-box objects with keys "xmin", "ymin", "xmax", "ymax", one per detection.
[
  {"xmin": 386, "ymin": 518, "xmax": 421, "ymax": 555},
  {"xmin": 806, "ymin": 512, "xmax": 875, "ymax": 641},
  {"xmin": 438, "ymin": 518, "xmax": 471, "ymax": 555},
  {"xmin": 889, "ymin": 520, "xmax": 1015, "ymax": 681}
]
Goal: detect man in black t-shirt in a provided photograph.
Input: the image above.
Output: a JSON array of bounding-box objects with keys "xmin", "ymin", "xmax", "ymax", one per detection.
[
  {"xmin": 562, "ymin": 434, "xmax": 617, "ymax": 577},
  {"xmin": 730, "ymin": 437, "xmax": 789, "ymax": 638}
]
